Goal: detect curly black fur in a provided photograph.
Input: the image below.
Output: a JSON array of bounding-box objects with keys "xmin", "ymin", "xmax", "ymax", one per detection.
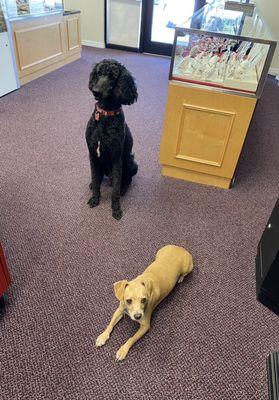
[{"xmin": 85, "ymin": 59, "xmax": 138, "ymax": 220}]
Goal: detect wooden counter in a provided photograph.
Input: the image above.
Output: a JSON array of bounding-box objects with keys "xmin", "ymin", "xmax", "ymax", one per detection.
[
  {"xmin": 10, "ymin": 11, "xmax": 81, "ymax": 85},
  {"xmin": 160, "ymin": 81, "xmax": 257, "ymax": 189}
]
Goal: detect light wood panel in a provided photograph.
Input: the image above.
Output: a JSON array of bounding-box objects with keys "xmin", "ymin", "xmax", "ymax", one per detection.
[
  {"xmin": 160, "ymin": 81, "xmax": 257, "ymax": 188},
  {"xmin": 14, "ymin": 22, "xmax": 64, "ymax": 71},
  {"xmin": 175, "ymin": 104, "xmax": 235, "ymax": 167},
  {"xmin": 10, "ymin": 13, "xmax": 81, "ymax": 85},
  {"xmin": 19, "ymin": 52, "xmax": 80, "ymax": 85},
  {"xmin": 66, "ymin": 15, "xmax": 80, "ymax": 52},
  {"xmin": 162, "ymin": 165, "xmax": 231, "ymax": 189}
]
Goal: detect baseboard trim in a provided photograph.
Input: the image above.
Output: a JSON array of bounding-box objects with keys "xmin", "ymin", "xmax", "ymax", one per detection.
[
  {"xmin": 269, "ymin": 67, "xmax": 279, "ymax": 76},
  {"xmin": 106, "ymin": 43, "xmax": 139, "ymax": 53},
  {"xmin": 82, "ymin": 40, "xmax": 105, "ymax": 49}
]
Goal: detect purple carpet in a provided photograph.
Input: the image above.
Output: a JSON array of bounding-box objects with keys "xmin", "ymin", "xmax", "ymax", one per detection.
[{"xmin": 1, "ymin": 46, "xmax": 279, "ymax": 400}]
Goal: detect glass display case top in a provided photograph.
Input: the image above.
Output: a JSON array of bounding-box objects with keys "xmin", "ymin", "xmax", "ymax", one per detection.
[
  {"xmin": 171, "ymin": 0, "xmax": 277, "ymax": 97},
  {"xmin": 6, "ymin": 0, "xmax": 63, "ymax": 20},
  {"xmin": 180, "ymin": 0, "xmax": 274, "ymax": 41}
]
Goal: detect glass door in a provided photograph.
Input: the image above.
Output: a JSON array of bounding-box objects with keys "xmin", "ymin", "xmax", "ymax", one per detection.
[
  {"xmin": 142, "ymin": 0, "xmax": 206, "ymax": 56},
  {"xmin": 106, "ymin": 0, "xmax": 142, "ymax": 50}
]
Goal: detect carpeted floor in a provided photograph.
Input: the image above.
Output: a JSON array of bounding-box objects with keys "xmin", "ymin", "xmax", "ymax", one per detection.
[{"xmin": 0, "ymin": 46, "xmax": 279, "ymax": 400}]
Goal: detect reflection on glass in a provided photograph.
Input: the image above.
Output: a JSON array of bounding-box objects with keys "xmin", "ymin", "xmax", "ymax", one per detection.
[
  {"xmin": 171, "ymin": 0, "xmax": 274, "ymax": 94},
  {"xmin": 151, "ymin": 0, "xmax": 195, "ymax": 44},
  {"xmin": 17, "ymin": 0, "xmax": 30, "ymax": 14},
  {"xmin": 180, "ymin": 1, "xmax": 273, "ymax": 40},
  {"xmin": 0, "ymin": 5, "xmax": 8, "ymax": 32}
]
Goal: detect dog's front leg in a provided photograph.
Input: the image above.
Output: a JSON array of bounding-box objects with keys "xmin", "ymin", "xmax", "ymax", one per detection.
[
  {"xmin": 88, "ymin": 152, "xmax": 103, "ymax": 208},
  {"xmin": 116, "ymin": 322, "xmax": 150, "ymax": 361},
  {"xmin": 111, "ymin": 159, "xmax": 123, "ymax": 220},
  {"xmin": 96, "ymin": 307, "xmax": 124, "ymax": 347}
]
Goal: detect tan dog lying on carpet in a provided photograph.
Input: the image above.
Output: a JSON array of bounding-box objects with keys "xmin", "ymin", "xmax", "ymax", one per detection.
[{"xmin": 96, "ymin": 245, "xmax": 193, "ymax": 361}]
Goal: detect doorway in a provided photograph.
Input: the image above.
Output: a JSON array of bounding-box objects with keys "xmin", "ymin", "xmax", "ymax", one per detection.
[{"xmin": 141, "ymin": 0, "xmax": 206, "ymax": 56}]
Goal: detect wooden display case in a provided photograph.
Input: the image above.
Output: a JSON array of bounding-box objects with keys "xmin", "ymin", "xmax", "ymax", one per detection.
[
  {"xmin": 159, "ymin": 0, "xmax": 277, "ymax": 189},
  {"xmin": 10, "ymin": 11, "xmax": 81, "ymax": 85}
]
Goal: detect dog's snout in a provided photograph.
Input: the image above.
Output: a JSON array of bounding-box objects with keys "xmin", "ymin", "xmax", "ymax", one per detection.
[
  {"xmin": 134, "ymin": 313, "xmax": 142, "ymax": 320},
  {"xmin": 93, "ymin": 89, "xmax": 100, "ymax": 97}
]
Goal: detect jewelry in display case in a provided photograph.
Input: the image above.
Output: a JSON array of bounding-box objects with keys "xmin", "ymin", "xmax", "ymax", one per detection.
[{"xmin": 170, "ymin": 0, "xmax": 277, "ymax": 96}]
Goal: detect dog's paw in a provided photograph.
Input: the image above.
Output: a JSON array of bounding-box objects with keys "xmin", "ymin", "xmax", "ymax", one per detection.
[
  {"xmin": 178, "ymin": 275, "xmax": 185, "ymax": 283},
  {"xmin": 112, "ymin": 208, "xmax": 123, "ymax": 220},
  {"xmin": 96, "ymin": 331, "xmax": 110, "ymax": 347},
  {"xmin": 116, "ymin": 344, "xmax": 129, "ymax": 361},
  {"xmin": 88, "ymin": 196, "xmax": 100, "ymax": 208}
]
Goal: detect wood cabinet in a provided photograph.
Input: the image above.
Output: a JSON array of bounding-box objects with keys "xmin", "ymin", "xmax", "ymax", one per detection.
[
  {"xmin": 160, "ymin": 81, "xmax": 257, "ymax": 189},
  {"xmin": 0, "ymin": 243, "xmax": 11, "ymax": 297},
  {"xmin": 10, "ymin": 12, "xmax": 81, "ymax": 85}
]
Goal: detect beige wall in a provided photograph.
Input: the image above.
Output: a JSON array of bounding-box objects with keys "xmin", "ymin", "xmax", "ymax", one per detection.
[
  {"xmin": 64, "ymin": 0, "xmax": 105, "ymax": 47},
  {"xmin": 255, "ymin": 0, "xmax": 279, "ymax": 72}
]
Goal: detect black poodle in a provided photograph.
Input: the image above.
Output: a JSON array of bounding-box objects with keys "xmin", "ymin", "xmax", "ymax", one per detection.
[{"xmin": 85, "ymin": 59, "xmax": 138, "ymax": 220}]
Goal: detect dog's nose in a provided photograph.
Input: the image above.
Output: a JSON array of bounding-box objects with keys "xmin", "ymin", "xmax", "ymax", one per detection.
[
  {"xmin": 93, "ymin": 89, "xmax": 100, "ymax": 97},
  {"xmin": 134, "ymin": 313, "xmax": 142, "ymax": 320}
]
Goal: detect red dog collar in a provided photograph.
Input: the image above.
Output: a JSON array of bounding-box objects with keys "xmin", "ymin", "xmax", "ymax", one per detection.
[{"xmin": 95, "ymin": 103, "xmax": 122, "ymax": 121}]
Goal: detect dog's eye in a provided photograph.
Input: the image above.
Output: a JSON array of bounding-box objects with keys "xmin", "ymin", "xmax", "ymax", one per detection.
[
  {"xmin": 126, "ymin": 299, "xmax": 132, "ymax": 305},
  {"xmin": 141, "ymin": 298, "xmax": 147, "ymax": 304}
]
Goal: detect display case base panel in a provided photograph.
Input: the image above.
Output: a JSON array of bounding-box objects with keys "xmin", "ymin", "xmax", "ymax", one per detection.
[
  {"xmin": 159, "ymin": 82, "xmax": 257, "ymax": 189},
  {"xmin": 19, "ymin": 52, "xmax": 80, "ymax": 85},
  {"xmin": 162, "ymin": 165, "xmax": 231, "ymax": 189}
]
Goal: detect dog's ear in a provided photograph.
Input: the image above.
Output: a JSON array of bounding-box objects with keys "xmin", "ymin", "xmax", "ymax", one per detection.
[
  {"xmin": 114, "ymin": 66, "xmax": 138, "ymax": 105},
  {"xmin": 113, "ymin": 280, "xmax": 129, "ymax": 301},
  {"xmin": 141, "ymin": 278, "xmax": 153, "ymax": 299},
  {"xmin": 88, "ymin": 63, "xmax": 99, "ymax": 93}
]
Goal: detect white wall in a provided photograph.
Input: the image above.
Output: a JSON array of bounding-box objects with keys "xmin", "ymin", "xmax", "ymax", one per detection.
[
  {"xmin": 254, "ymin": 0, "xmax": 279, "ymax": 74},
  {"xmin": 64, "ymin": 0, "xmax": 105, "ymax": 48},
  {"xmin": 64, "ymin": 0, "xmax": 141, "ymax": 49}
]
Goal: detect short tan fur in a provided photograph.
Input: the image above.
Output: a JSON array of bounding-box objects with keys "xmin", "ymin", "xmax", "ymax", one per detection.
[{"xmin": 96, "ymin": 245, "xmax": 193, "ymax": 361}]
